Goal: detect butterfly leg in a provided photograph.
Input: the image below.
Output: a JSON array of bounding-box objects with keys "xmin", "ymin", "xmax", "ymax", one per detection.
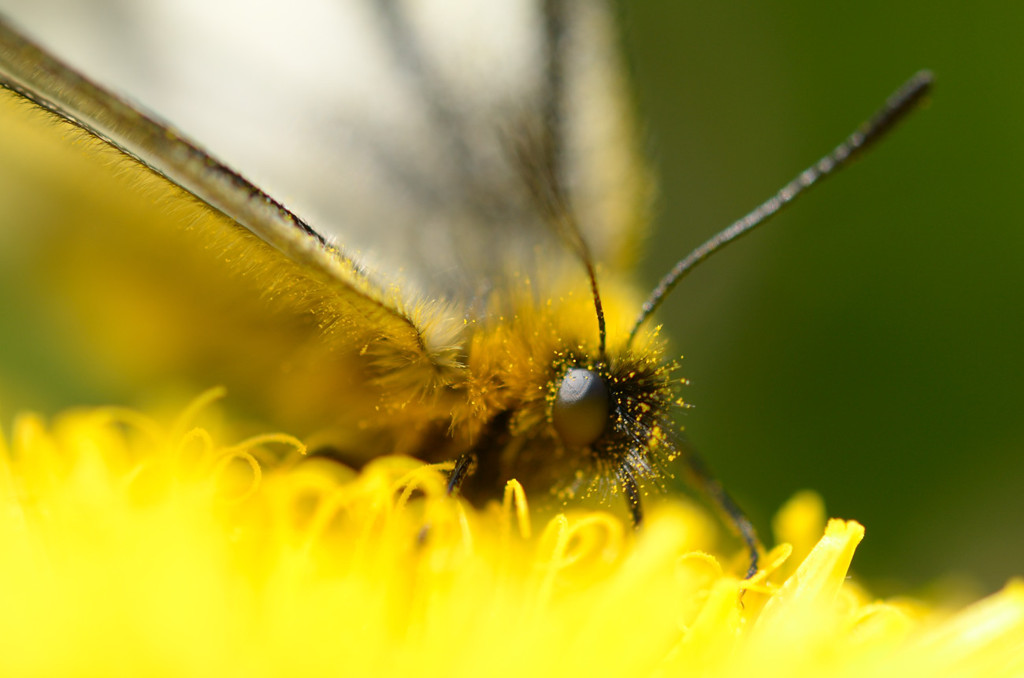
[
  {"xmin": 446, "ymin": 452, "xmax": 478, "ymax": 496},
  {"xmin": 712, "ymin": 484, "xmax": 760, "ymax": 580},
  {"xmin": 620, "ymin": 472, "xmax": 644, "ymax": 528},
  {"xmin": 414, "ymin": 453, "xmax": 479, "ymax": 547},
  {"xmin": 677, "ymin": 440, "xmax": 761, "ymax": 579}
]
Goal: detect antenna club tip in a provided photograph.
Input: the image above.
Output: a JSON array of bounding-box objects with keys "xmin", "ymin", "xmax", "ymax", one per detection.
[
  {"xmin": 912, "ymin": 69, "xmax": 936, "ymax": 84},
  {"xmin": 903, "ymin": 69, "xmax": 936, "ymax": 98},
  {"xmin": 881, "ymin": 70, "xmax": 934, "ymax": 123}
]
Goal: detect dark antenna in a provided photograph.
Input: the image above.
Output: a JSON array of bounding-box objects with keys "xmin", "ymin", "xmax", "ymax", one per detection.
[
  {"xmin": 580, "ymin": 230, "xmax": 609, "ymax": 360},
  {"xmin": 514, "ymin": 141, "xmax": 609, "ymax": 362},
  {"xmin": 626, "ymin": 70, "xmax": 934, "ymax": 347},
  {"xmin": 511, "ymin": 0, "xmax": 608, "ymax": 360}
]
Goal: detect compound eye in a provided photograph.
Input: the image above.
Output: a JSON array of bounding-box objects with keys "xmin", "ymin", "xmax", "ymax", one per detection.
[{"xmin": 552, "ymin": 368, "xmax": 610, "ymax": 447}]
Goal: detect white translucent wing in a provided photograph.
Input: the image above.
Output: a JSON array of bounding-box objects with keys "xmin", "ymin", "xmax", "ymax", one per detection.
[
  {"xmin": 0, "ymin": 12, "xmax": 480, "ymax": 433},
  {"xmin": 0, "ymin": 0, "xmax": 649, "ymax": 301},
  {"xmin": 0, "ymin": 14, "xmax": 451, "ymax": 356}
]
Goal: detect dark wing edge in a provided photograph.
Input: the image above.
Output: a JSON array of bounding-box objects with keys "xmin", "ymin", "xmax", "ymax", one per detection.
[{"xmin": 0, "ymin": 16, "xmax": 465, "ymax": 378}]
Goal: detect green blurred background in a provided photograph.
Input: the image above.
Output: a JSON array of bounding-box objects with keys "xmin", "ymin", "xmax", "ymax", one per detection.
[{"xmin": 621, "ymin": 3, "xmax": 1024, "ymax": 593}]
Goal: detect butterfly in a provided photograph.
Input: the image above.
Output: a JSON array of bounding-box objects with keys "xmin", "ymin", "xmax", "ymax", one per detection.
[{"xmin": 0, "ymin": 1, "xmax": 930, "ymax": 574}]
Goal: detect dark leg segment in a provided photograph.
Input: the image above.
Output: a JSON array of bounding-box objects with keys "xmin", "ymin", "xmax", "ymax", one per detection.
[
  {"xmin": 447, "ymin": 452, "xmax": 478, "ymax": 496},
  {"xmin": 678, "ymin": 439, "xmax": 761, "ymax": 579},
  {"xmin": 620, "ymin": 471, "xmax": 644, "ymax": 528}
]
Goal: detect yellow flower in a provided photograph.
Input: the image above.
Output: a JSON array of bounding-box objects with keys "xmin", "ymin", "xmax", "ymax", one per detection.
[{"xmin": 0, "ymin": 392, "xmax": 1020, "ymax": 677}]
